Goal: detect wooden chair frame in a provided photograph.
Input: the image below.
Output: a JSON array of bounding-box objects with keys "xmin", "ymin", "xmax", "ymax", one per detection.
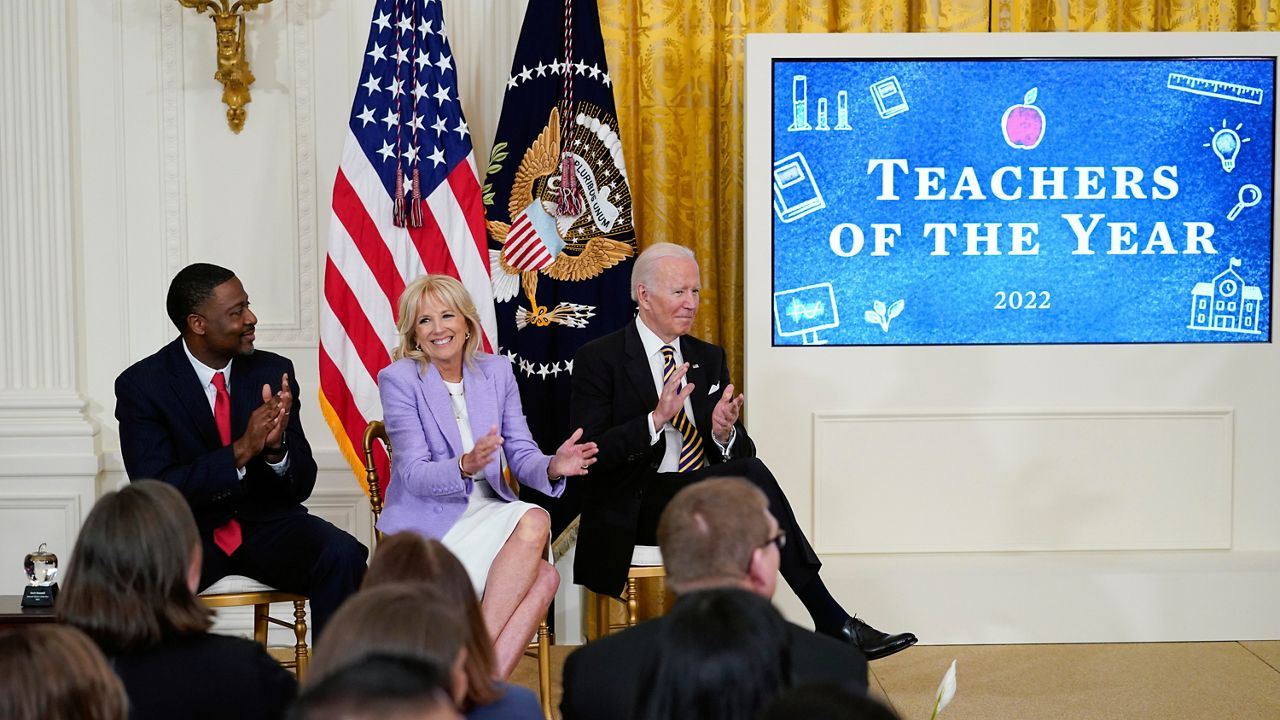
[{"xmin": 200, "ymin": 586, "xmax": 309, "ymax": 681}]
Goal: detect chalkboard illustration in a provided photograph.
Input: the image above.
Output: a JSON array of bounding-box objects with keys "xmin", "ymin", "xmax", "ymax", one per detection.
[
  {"xmin": 1206, "ymin": 120, "xmax": 1250, "ymax": 173},
  {"xmin": 869, "ymin": 76, "xmax": 909, "ymax": 119},
  {"xmin": 788, "ymin": 75, "xmax": 812, "ymax": 131},
  {"xmin": 1188, "ymin": 259, "xmax": 1263, "ymax": 334},
  {"xmin": 772, "ymin": 152, "xmax": 825, "ymax": 223},
  {"xmin": 865, "ymin": 299, "xmax": 905, "ymax": 332},
  {"xmin": 1227, "ymin": 184, "xmax": 1262, "ymax": 221},
  {"xmin": 774, "ymin": 283, "xmax": 839, "ymax": 344},
  {"xmin": 1001, "ymin": 88, "xmax": 1045, "ymax": 150},
  {"xmin": 1167, "ymin": 73, "xmax": 1265, "ymax": 105},
  {"xmin": 835, "ymin": 90, "xmax": 853, "ymax": 131}
]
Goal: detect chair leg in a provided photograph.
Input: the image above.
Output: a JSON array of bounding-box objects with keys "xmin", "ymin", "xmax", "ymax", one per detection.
[
  {"xmin": 253, "ymin": 603, "xmax": 269, "ymax": 645},
  {"xmin": 536, "ymin": 621, "xmax": 552, "ymax": 720},
  {"xmin": 292, "ymin": 599, "xmax": 309, "ymax": 682},
  {"xmin": 625, "ymin": 577, "xmax": 639, "ymax": 628},
  {"xmin": 594, "ymin": 590, "xmax": 611, "ymax": 639}
]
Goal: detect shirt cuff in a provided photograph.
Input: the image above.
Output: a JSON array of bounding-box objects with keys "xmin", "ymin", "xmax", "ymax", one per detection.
[
  {"xmin": 647, "ymin": 412, "xmax": 661, "ymax": 445},
  {"xmin": 713, "ymin": 426, "xmax": 736, "ymax": 458},
  {"xmin": 267, "ymin": 452, "xmax": 290, "ymax": 476}
]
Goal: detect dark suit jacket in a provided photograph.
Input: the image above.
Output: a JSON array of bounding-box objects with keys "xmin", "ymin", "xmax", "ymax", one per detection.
[
  {"xmin": 114, "ymin": 337, "xmax": 317, "ymax": 535},
  {"xmin": 569, "ymin": 322, "xmax": 756, "ymax": 596},
  {"xmin": 559, "ymin": 597, "xmax": 869, "ymax": 720},
  {"xmin": 110, "ymin": 633, "xmax": 297, "ymax": 720}
]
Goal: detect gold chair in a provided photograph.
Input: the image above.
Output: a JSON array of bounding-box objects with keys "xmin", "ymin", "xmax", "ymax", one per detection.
[
  {"xmin": 362, "ymin": 420, "xmax": 555, "ymax": 720},
  {"xmin": 199, "ymin": 575, "xmax": 309, "ymax": 681},
  {"xmin": 584, "ymin": 545, "xmax": 669, "ymax": 640}
]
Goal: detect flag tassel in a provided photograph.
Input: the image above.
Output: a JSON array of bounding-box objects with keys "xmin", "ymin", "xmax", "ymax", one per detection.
[{"xmin": 393, "ymin": 167, "xmax": 407, "ymax": 228}]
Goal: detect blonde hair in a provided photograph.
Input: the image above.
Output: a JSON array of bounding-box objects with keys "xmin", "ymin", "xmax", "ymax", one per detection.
[{"xmin": 392, "ymin": 275, "xmax": 484, "ymax": 371}]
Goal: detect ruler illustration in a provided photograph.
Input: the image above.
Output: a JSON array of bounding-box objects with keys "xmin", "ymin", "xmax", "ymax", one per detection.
[{"xmin": 1167, "ymin": 73, "xmax": 1265, "ymax": 105}]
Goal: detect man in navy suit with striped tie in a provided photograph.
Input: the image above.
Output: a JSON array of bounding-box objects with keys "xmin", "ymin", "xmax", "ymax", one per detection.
[{"xmin": 570, "ymin": 243, "xmax": 916, "ymax": 660}]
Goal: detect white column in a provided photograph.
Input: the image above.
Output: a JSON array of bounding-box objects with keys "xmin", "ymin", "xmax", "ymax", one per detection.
[{"xmin": 0, "ymin": 0, "xmax": 97, "ymax": 588}]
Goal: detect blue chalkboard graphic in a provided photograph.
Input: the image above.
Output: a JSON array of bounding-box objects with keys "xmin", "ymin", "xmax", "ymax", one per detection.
[
  {"xmin": 774, "ymin": 283, "xmax": 839, "ymax": 344},
  {"xmin": 772, "ymin": 57, "xmax": 1275, "ymax": 345},
  {"xmin": 1168, "ymin": 73, "xmax": 1265, "ymax": 105},
  {"xmin": 869, "ymin": 76, "xmax": 909, "ymax": 118},
  {"xmin": 1187, "ymin": 259, "xmax": 1264, "ymax": 335},
  {"xmin": 773, "ymin": 152, "xmax": 825, "ymax": 223}
]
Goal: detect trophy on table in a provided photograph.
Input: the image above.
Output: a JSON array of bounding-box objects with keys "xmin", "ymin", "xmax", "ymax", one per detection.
[{"xmin": 21, "ymin": 543, "xmax": 59, "ymax": 608}]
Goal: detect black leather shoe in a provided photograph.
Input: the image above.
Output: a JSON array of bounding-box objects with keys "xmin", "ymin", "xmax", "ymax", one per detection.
[{"xmin": 839, "ymin": 617, "xmax": 918, "ymax": 660}]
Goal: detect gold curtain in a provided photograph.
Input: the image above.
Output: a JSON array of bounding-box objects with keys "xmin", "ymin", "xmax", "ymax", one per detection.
[{"xmin": 598, "ymin": 0, "xmax": 1278, "ymax": 379}]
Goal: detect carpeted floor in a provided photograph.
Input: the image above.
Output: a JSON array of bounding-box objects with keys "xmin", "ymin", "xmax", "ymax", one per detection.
[{"xmin": 508, "ymin": 640, "xmax": 1280, "ymax": 719}]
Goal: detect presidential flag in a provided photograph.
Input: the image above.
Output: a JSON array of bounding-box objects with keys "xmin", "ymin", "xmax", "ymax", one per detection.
[
  {"xmin": 320, "ymin": 0, "xmax": 496, "ymax": 488},
  {"xmin": 483, "ymin": 0, "xmax": 636, "ymax": 529}
]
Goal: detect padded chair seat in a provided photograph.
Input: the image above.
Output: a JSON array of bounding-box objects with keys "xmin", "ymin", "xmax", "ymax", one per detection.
[
  {"xmin": 630, "ymin": 545, "xmax": 664, "ymax": 567},
  {"xmin": 200, "ymin": 574, "xmax": 279, "ymax": 595}
]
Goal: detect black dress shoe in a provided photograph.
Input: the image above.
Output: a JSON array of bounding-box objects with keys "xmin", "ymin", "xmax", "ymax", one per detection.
[{"xmin": 839, "ymin": 617, "xmax": 918, "ymax": 660}]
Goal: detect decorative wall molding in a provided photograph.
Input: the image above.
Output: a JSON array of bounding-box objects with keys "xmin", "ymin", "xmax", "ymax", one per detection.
[{"xmin": 159, "ymin": 0, "xmax": 190, "ymax": 276}]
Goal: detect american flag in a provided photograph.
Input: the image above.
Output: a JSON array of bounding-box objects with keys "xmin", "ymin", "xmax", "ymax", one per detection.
[{"xmin": 319, "ymin": 0, "xmax": 497, "ymax": 487}]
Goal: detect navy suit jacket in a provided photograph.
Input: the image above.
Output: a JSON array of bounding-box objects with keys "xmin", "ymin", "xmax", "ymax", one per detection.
[
  {"xmin": 114, "ymin": 338, "xmax": 317, "ymax": 535},
  {"xmin": 560, "ymin": 593, "xmax": 869, "ymax": 720},
  {"xmin": 569, "ymin": 322, "xmax": 755, "ymax": 596}
]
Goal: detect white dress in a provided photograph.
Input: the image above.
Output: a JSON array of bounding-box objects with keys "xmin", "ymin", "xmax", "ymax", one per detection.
[{"xmin": 438, "ymin": 380, "xmax": 545, "ymax": 597}]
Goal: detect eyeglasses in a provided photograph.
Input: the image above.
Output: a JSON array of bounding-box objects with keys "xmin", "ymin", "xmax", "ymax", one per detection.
[{"xmin": 760, "ymin": 529, "xmax": 787, "ymax": 552}]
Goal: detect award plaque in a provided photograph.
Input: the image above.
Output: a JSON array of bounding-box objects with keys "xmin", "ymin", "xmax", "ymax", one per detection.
[{"xmin": 21, "ymin": 543, "xmax": 58, "ymax": 608}]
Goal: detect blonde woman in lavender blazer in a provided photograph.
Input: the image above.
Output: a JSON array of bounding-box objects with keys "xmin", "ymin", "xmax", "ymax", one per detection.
[{"xmin": 378, "ymin": 274, "xmax": 597, "ymax": 678}]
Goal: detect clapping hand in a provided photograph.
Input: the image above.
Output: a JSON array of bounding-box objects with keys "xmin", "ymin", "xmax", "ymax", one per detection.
[
  {"xmin": 711, "ymin": 383, "xmax": 744, "ymax": 444},
  {"xmin": 261, "ymin": 373, "xmax": 292, "ymax": 458},
  {"xmin": 653, "ymin": 362, "xmax": 695, "ymax": 431},
  {"xmin": 460, "ymin": 425, "xmax": 503, "ymax": 477},
  {"xmin": 548, "ymin": 428, "xmax": 598, "ymax": 478}
]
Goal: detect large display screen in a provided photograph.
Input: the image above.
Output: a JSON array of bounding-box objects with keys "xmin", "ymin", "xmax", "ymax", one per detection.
[{"xmin": 771, "ymin": 57, "xmax": 1276, "ymax": 345}]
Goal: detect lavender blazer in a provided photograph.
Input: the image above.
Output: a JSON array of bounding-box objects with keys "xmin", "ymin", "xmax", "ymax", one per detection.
[{"xmin": 376, "ymin": 353, "xmax": 565, "ymax": 539}]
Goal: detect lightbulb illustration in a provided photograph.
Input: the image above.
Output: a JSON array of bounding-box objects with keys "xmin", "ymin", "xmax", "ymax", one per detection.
[{"xmin": 1204, "ymin": 120, "xmax": 1250, "ymax": 173}]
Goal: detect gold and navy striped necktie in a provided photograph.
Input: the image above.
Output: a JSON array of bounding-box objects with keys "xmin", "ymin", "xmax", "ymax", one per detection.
[{"xmin": 660, "ymin": 345, "xmax": 705, "ymax": 472}]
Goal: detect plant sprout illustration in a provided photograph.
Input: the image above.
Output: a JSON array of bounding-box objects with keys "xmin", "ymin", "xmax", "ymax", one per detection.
[
  {"xmin": 865, "ymin": 299, "xmax": 904, "ymax": 332},
  {"xmin": 1204, "ymin": 119, "xmax": 1251, "ymax": 173}
]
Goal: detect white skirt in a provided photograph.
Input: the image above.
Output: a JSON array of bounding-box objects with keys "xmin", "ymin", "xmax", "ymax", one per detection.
[{"xmin": 441, "ymin": 479, "xmax": 547, "ymax": 598}]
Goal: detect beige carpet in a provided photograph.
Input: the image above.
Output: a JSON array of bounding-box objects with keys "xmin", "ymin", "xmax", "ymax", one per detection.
[{"xmin": 509, "ymin": 641, "xmax": 1280, "ymax": 720}]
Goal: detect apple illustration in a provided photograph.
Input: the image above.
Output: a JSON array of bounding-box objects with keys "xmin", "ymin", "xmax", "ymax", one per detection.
[{"xmin": 1001, "ymin": 88, "xmax": 1045, "ymax": 150}]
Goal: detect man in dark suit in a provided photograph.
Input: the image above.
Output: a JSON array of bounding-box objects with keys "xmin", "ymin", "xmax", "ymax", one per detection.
[
  {"xmin": 561, "ymin": 477, "xmax": 870, "ymax": 719},
  {"xmin": 570, "ymin": 243, "xmax": 915, "ymax": 659},
  {"xmin": 115, "ymin": 263, "xmax": 367, "ymax": 638}
]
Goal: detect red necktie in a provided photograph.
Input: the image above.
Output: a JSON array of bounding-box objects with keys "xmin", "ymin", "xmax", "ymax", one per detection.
[{"xmin": 210, "ymin": 372, "xmax": 242, "ymax": 555}]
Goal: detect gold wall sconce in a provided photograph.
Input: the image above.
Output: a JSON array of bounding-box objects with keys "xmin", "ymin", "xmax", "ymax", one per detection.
[{"xmin": 177, "ymin": 0, "xmax": 274, "ymax": 134}]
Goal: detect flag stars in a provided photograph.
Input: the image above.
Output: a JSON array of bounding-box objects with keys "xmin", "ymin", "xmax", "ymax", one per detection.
[
  {"xmin": 549, "ymin": 59, "xmax": 563, "ymax": 74},
  {"xmin": 519, "ymin": 65, "xmax": 533, "ymax": 82},
  {"xmin": 574, "ymin": 60, "xmax": 589, "ymax": 75},
  {"xmin": 418, "ymin": 18, "xmax": 434, "ymax": 37},
  {"xmin": 394, "ymin": 46, "xmax": 409, "ymax": 65},
  {"xmin": 428, "ymin": 146, "xmax": 446, "ymax": 167},
  {"xmin": 507, "ymin": 76, "xmax": 519, "ymax": 90},
  {"xmin": 588, "ymin": 63, "xmax": 601, "ymax": 79},
  {"xmin": 367, "ymin": 43, "xmax": 386, "ymax": 64},
  {"xmin": 356, "ymin": 105, "xmax": 376, "ymax": 127},
  {"xmin": 396, "ymin": 15, "xmax": 413, "ymax": 33},
  {"xmin": 453, "ymin": 119, "xmax": 469, "ymax": 140},
  {"xmin": 389, "ymin": 76, "xmax": 404, "ymax": 98},
  {"xmin": 408, "ymin": 114, "xmax": 425, "ymax": 132},
  {"xmin": 433, "ymin": 84, "xmax": 452, "ymax": 104},
  {"xmin": 431, "ymin": 115, "xmax": 448, "ymax": 135},
  {"xmin": 372, "ymin": 11, "xmax": 391, "ymax": 32},
  {"xmin": 415, "ymin": 52, "xmax": 431, "ymax": 71},
  {"xmin": 381, "ymin": 108, "xmax": 399, "ymax": 130},
  {"xmin": 403, "ymin": 145, "xmax": 419, "ymax": 164},
  {"xmin": 377, "ymin": 140, "xmax": 396, "ymax": 162},
  {"xmin": 434, "ymin": 53, "xmax": 453, "ymax": 74},
  {"xmin": 412, "ymin": 82, "xmax": 428, "ymax": 102},
  {"xmin": 602, "ymin": 72, "xmax": 612, "ymax": 87},
  {"xmin": 362, "ymin": 73, "xmax": 382, "ymax": 95},
  {"xmin": 534, "ymin": 62, "xmax": 547, "ymax": 77}
]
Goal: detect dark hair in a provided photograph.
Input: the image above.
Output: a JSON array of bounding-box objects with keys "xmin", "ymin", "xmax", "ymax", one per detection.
[
  {"xmin": 657, "ymin": 477, "xmax": 771, "ymax": 590},
  {"xmin": 58, "ymin": 480, "xmax": 213, "ymax": 653},
  {"xmin": 758, "ymin": 684, "xmax": 901, "ymax": 720},
  {"xmin": 308, "ymin": 583, "xmax": 467, "ymax": 693},
  {"xmin": 166, "ymin": 262, "xmax": 235, "ymax": 332},
  {"xmin": 633, "ymin": 588, "xmax": 792, "ymax": 720},
  {"xmin": 0, "ymin": 625, "xmax": 129, "ymax": 720},
  {"xmin": 362, "ymin": 533, "xmax": 499, "ymax": 706},
  {"xmin": 286, "ymin": 653, "xmax": 458, "ymax": 720}
]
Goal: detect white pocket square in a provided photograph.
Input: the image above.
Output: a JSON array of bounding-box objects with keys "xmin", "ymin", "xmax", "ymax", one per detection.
[{"xmin": 708, "ymin": 383, "xmax": 720, "ymax": 395}]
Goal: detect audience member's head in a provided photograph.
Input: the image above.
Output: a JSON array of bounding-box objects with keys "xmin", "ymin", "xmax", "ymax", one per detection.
[
  {"xmin": 309, "ymin": 583, "xmax": 469, "ymax": 707},
  {"xmin": 362, "ymin": 533, "xmax": 500, "ymax": 708},
  {"xmin": 758, "ymin": 683, "xmax": 900, "ymax": 720},
  {"xmin": 57, "ymin": 480, "xmax": 213, "ymax": 653},
  {"xmin": 657, "ymin": 476, "xmax": 779, "ymax": 596},
  {"xmin": 633, "ymin": 587, "xmax": 792, "ymax": 720},
  {"xmin": 0, "ymin": 625, "xmax": 128, "ymax": 720},
  {"xmin": 286, "ymin": 653, "xmax": 461, "ymax": 720}
]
